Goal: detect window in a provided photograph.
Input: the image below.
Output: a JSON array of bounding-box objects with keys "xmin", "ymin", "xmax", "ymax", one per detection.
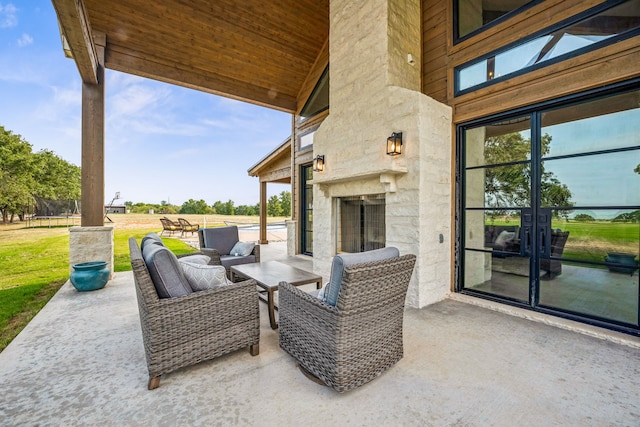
[
  {"xmin": 455, "ymin": 0, "xmax": 536, "ymax": 41},
  {"xmin": 456, "ymin": 0, "xmax": 640, "ymax": 94},
  {"xmin": 300, "ymin": 164, "xmax": 314, "ymax": 256},
  {"xmin": 299, "ymin": 129, "xmax": 315, "ymax": 151},
  {"xmin": 299, "ymin": 66, "xmax": 329, "ymax": 120}
]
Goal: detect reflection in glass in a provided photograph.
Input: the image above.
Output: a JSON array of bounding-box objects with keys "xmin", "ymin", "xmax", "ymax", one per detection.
[
  {"xmin": 542, "ymin": 151, "xmax": 640, "ymax": 208},
  {"xmin": 539, "ymin": 260, "xmax": 638, "ymax": 325},
  {"xmin": 457, "ymin": 0, "xmax": 640, "ymax": 91},
  {"xmin": 542, "ymin": 90, "xmax": 640, "ymax": 157},
  {"xmin": 465, "ymin": 119, "xmax": 531, "ymax": 168},
  {"xmin": 456, "ymin": 0, "xmax": 533, "ymax": 39}
]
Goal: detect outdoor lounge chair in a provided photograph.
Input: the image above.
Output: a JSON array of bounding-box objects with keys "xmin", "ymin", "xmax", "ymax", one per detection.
[
  {"xmin": 278, "ymin": 248, "xmax": 416, "ymax": 392},
  {"xmin": 178, "ymin": 217, "xmax": 199, "ymax": 236},
  {"xmin": 159, "ymin": 217, "xmax": 182, "ymax": 235},
  {"xmin": 128, "ymin": 237, "xmax": 260, "ymax": 390},
  {"xmin": 540, "ymin": 230, "xmax": 570, "ymax": 280},
  {"xmin": 198, "ymin": 226, "xmax": 260, "ymax": 274}
]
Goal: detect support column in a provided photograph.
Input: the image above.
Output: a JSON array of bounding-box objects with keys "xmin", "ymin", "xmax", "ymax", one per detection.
[
  {"xmin": 81, "ymin": 34, "xmax": 105, "ymax": 226},
  {"xmin": 259, "ymin": 180, "xmax": 268, "ymax": 244}
]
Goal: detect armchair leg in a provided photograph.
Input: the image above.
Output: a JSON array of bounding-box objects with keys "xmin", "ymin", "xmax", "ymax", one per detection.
[
  {"xmin": 148, "ymin": 376, "xmax": 161, "ymax": 390},
  {"xmin": 250, "ymin": 344, "xmax": 259, "ymax": 356}
]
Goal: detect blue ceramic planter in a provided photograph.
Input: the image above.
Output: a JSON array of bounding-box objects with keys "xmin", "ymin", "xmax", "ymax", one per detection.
[{"xmin": 70, "ymin": 261, "xmax": 110, "ymax": 291}]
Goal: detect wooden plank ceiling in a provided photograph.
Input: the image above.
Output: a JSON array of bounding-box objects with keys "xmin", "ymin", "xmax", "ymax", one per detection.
[{"xmin": 80, "ymin": 0, "xmax": 329, "ymax": 113}]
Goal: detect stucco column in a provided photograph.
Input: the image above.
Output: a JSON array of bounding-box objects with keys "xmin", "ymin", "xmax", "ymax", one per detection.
[{"xmin": 81, "ymin": 34, "xmax": 105, "ymax": 227}]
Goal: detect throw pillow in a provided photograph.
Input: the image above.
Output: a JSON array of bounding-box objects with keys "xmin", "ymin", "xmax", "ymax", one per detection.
[
  {"xmin": 229, "ymin": 241, "xmax": 255, "ymax": 256},
  {"xmin": 494, "ymin": 230, "xmax": 516, "ymax": 248},
  {"xmin": 141, "ymin": 232, "xmax": 164, "ymax": 250},
  {"xmin": 178, "ymin": 254, "xmax": 211, "ymax": 265},
  {"xmin": 179, "ymin": 261, "xmax": 230, "ymax": 292},
  {"xmin": 142, "ymin": 244, "xmax": 193, "ymax": 298}
]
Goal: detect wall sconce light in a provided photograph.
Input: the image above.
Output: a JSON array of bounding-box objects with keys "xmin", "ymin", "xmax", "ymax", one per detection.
[
  {"xmin": 386, "ymin": 132, "xmax": 403, "ymax": 156},
  {"xmin": 313, "ymin": 155, "xmax": 325, "ymax": 172}
]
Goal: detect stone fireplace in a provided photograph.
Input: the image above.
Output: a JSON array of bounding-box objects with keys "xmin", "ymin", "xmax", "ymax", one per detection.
[{"xmin": 307, "ymin": 0, "xmax": 453, "ymax": 308}]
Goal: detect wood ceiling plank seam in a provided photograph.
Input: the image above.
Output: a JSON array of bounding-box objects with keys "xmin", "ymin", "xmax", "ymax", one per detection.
[
  {"xmin": 103, "ymin": 37, "xmax": 308, "ymax": 92},
  {"xmin": 87, "ymin": 0, "xmax": 325, "ymax": 64},
  {"xmin": 90, "ymin": 16, "xmax": 316, "ymax": 78}
]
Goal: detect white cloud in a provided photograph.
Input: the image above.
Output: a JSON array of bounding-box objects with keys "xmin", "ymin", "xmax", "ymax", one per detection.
[
  {"xmin": 17, "ymin": 33, "xmax": 32, "ymax": 47},
  {"xmin": 0, "ymin": 3, "xmax": 17, "ymax": 28}
]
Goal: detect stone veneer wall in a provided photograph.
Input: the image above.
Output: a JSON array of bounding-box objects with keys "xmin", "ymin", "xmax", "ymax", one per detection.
[
  {"xmin": 309, "ymin": 0, "xmax": 453, "ymax": 308},
  {"xmin": 69, "ymin": 226, "xmax": 114, "ymax": 279}
]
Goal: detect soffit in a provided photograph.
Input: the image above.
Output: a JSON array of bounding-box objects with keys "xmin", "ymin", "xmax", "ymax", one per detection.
[{"xmin": 82, "ymin": 0, "xmax": 329, "ymax": 113}]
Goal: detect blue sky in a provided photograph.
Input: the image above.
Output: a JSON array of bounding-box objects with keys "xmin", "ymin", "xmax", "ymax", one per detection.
[{"xmin": 0, "ymin": 1, "xmax": 292, "ymax": 206}]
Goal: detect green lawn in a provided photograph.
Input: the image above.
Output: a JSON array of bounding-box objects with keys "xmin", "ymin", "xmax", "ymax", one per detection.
[{"xmin": 0, "ymin": 227, "xmax": 196, "ymax": 352}]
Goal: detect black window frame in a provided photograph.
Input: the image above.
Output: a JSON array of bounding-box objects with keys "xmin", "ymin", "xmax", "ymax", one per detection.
[
  {"xmin": 453, "ymin": 0, "xmax": 541, "ymax": 44},
  {"xmin": 454, "ymin": 0, "xmax": 640, "ymax": 96}
]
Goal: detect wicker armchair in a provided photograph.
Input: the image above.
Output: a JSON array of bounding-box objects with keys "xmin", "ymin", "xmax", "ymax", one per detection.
[
  {"xmin": 278, "ymin": 253, "xmax": 416, "ymax": 393},
  {"xmin": 198, "ymin": 226, "xmax": 260, "ymax": 275},
  {"xmin": 128, "ymin": 237, "xmax": 260, "ymax": 390}
]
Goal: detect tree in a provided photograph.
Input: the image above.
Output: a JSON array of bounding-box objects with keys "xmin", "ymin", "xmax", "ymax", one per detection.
[
  {"xmin": 484, "ymin": 132, "xmax": 573, "ymax": 217},
  {"xmin": 179, "ymin": 199, "xmax": 212, "ymax": 214},
  {"xmin": 267, "ymin": 195, "xmax": 282, "ymax": 217},
  {"xmin": 612, "ymin": 210, "xmax": 640, "ymax": 223},
  {"xmin": 32, "ymin": 149, "xmax": 81, "ymax": 201},
  {"xmin": 574, "ymin": 213, "xmax": 595, "ymax": 222},
  {"xmin": 0, "ymin": 127, "xmax": 35, "ymax": 223},
  {"xmin": 279, "ymin": 191, "xmax": 291, "ymax": 217}
]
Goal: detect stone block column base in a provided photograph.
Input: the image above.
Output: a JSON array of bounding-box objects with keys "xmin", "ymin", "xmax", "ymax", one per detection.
[
  {"xmin": 69, "ymin": 226, "xmax": 115, "ymax": 279},
  {"xmin": 286, "ymin": 220, "xmax": 296, "ymax": 256}
]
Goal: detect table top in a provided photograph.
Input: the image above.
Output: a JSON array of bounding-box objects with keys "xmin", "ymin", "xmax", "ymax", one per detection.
[{"xmin": 230, "ymin": 261, "xmax": 322, "ymax": 289}]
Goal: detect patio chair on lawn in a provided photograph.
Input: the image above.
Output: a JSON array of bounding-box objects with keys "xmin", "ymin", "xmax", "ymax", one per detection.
[
  {"xmin": 278, "ymin": 247, "xmax": 416, "ymax": 393},
  {"xmin": 178, "ymin": 217, "xmax": 199, "ymax": 236},
  {"xmin": 129, "ymin": 236, "xmax": 260, "ymax": 390},
  {"xmin": 159, "ymin": 217, "xmax": 182, "ymax": 236},
  {"xmin": 198, "ymin": 226, "xmax": 260, "ymax": 275}
]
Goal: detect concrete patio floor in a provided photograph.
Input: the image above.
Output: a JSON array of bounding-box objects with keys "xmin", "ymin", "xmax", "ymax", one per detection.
[{"xmin": 1, "ymin": 242, "xmax": 639, "ymax": 426}]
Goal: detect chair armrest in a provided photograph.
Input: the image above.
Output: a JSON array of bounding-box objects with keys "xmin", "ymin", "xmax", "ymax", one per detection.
[
  {"xmin": 252, "ymin": 244, "xmax": 260, "ymax": 263},
  {"xmin": 279, "ymin": 281, "xmax": 339, "ymax": 326},
  {"xmin": 146, "ymin": 279, "xmax": 258, "ymax": 341}
]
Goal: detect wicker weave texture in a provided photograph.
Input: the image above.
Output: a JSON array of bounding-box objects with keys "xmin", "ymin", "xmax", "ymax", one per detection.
[
  {"xmin": 278, "ymin": 254, "xmax": 416, "ymax": 393},
  {"xmin": 128, "ymin": 238, "xmax": 260, "ymax": 388}
]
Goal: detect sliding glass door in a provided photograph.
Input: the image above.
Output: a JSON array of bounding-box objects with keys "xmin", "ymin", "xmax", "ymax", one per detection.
[{"xmin": 460, "ymin": 87, "xmax": 640, "ymax": 333}]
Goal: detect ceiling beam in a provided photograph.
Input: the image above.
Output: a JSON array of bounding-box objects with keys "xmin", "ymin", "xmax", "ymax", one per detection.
[{"xmin": 52, "ymin": 0, "xmax": 99, "ymax": 84}]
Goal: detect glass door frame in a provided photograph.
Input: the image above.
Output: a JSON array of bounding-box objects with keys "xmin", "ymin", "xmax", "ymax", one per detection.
[
  {"xmin": 300, "ymin": 163, "xmax": 313, "ymax": 256},
  {"xmin": 455, "ymin": 79, "xmax": 640, "ymax": 336}
]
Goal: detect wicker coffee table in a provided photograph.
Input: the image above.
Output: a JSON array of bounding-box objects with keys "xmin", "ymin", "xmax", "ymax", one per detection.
[{"xmin": 230, "ymin": 261, "xmax": 322, "ymax": 329}]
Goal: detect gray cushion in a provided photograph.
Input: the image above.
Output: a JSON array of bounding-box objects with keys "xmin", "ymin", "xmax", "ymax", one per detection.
[
  {"xmin": 141, "ymin": 232, "xmax": 164, "ymax": 250},
  {"xmin": 179, "ymin": 254, "xmax": 211, "ymax": 265},
  {"xmin": 179, "ymin": 261, "xmax": 229, "ymax": 291},
  {"xmin": 220, "ymin": 255, "xmax": 257, "ymax": 269},
  {"xmin": 142, "ymin": 244, "xmax": 193, "ymax": 299},
  {"xmin": 323, "ymin": 247, "xmax": 400, "ymax": 306},
  {"xmin": 200, "ymin": 226, "xmax": 239, "ymax": 255},
  {"xmin": 229, "ymin": 241, "xmax": 255, "ymax": 256}
]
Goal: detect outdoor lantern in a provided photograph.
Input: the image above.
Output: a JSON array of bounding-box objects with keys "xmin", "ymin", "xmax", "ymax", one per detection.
[
  {"xmin": 313, "ymin": 155, "xmax": 325, "ymax": 172},
  {"xmin": 386, "ymin": 132, "xmax": 403, "ymax": 156}
]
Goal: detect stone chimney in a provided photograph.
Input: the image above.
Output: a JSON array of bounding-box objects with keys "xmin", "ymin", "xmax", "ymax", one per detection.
[{"xmin": 313, "ymin": 0, "xmax": 453, "ymax": 308}]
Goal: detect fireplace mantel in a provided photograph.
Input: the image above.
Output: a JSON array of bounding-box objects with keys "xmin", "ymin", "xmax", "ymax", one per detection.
[{"xmin": 311, "ymin": 167, "xmax": 408, "ymax": 195}]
